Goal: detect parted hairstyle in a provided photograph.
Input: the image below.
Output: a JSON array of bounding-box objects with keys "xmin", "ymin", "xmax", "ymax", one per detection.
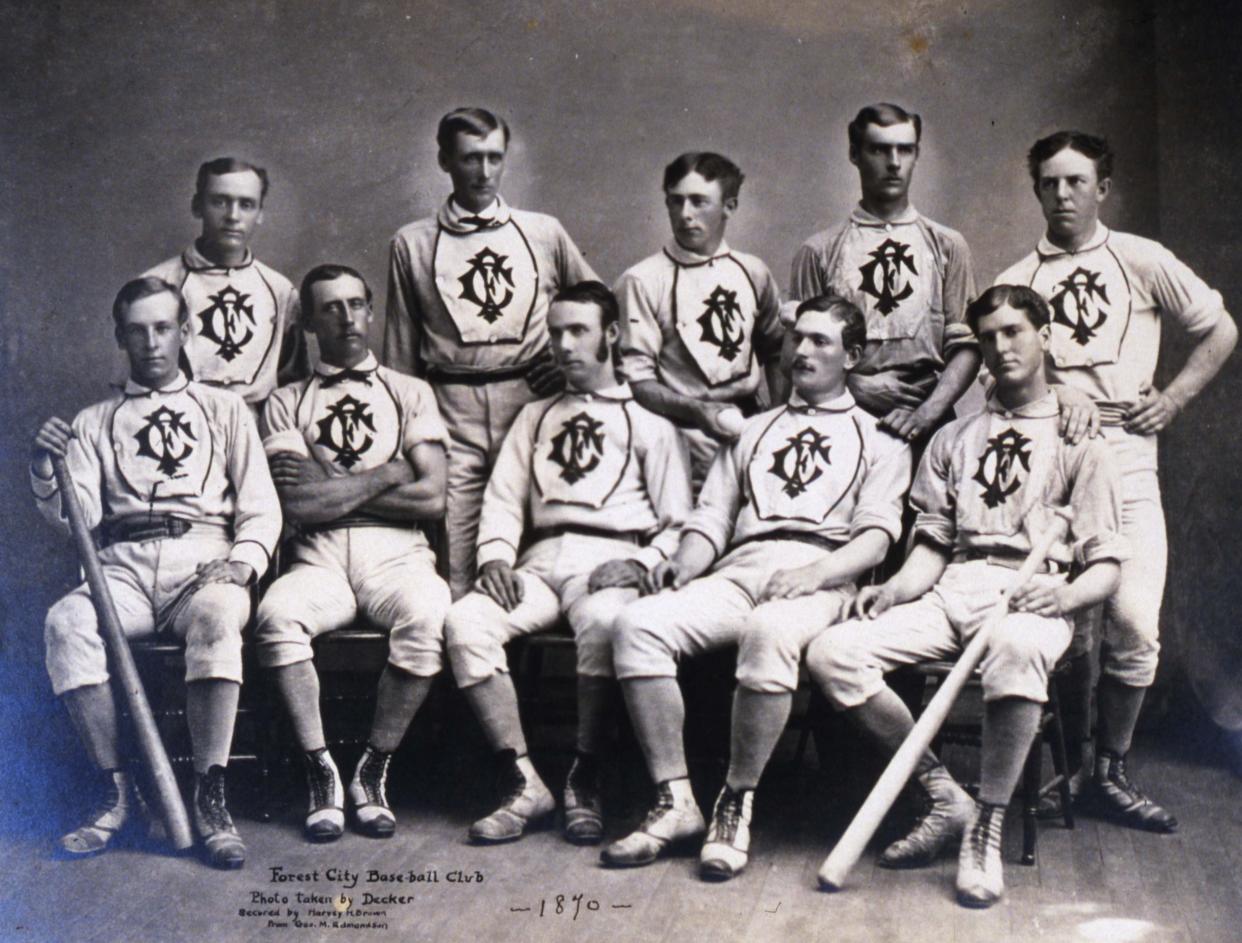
[
  {"xmin": 794, "ymin": 294, "xmax": 867, "ymax": 353},
  {"xmin": 965, "ymin": 284, "xmax": 1051, "ymax": 333},
  {"xmin": 1027, "ymin": 130, "xmax": 1114, "ymax": 185},
  {"xmin": 299, "ymin": 264, "xmax": 373, "ymax": 319},
  {"xmin": 437, "ymin": 107, "xmax": 511, "ymax": 155},
  {"xmin": 848, "ymin": 103, "xmax": 922, "ymax": 153},
  {"xmin": 663, "ymin": 152, "xmax": 745, "ymax": 201},
  {"xmin": 194, "ymin": 157, "xmax": 270, "ymax": 202},
  {"xmin": 112, "ymin": 276, "xmax": 189, "ymax": 327},
  {"xmin": 552, "ymin": 280, "xmax": 620, "ymax": 331}
]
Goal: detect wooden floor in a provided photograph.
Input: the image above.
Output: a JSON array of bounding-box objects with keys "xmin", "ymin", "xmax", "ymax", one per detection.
[{"xmin": 1, "ymin": 724, "xmax": 1239, "ymax": 943}]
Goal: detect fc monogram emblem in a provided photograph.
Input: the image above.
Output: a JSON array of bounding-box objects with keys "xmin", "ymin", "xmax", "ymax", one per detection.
[
  {"xmin": 315, "ymin": 395, "xmax": 375, "ymax": 469},
  {"xmin": 548, "ymin": 412, "xmax": 605, "ymax": 484},
  {"xmin": 134, "ymin": 405, "xmax": 197, "ymax": 478},
  {"xmin": 859, "ymin": 239, "xmax": 918, "ymax": 315},
  {"xmin": 768, "ymin": 427, "xmax": 832, "ymax": 498},
  {"xmin": 1049, "ymin": 266, "xmax": 1109, "ymax": 346},
  {"xmin": 972, "ymin": 428, "xmax": 1033, "ymax": 509},
  {"xmin": 197, "ymin": 285, "xmax": 255, "ymax": 361},
  {"xmin": 458, "ymin": 247, "xmax": 514, "ymax": 324},
  {"xmin": 697, "ymin": 286, "xmax": 745, "ymax": 361}
]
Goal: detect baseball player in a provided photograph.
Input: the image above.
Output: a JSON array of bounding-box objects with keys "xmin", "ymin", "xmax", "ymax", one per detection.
[
  {"xmin": 143, "ymin": 157, "xmax": 304, "ymax": 408},
  {"xmin": 443, "ymin": 281, "xmax": 691, "ymax": 847},
  {"xmin": 32, "ymin": 277, "xmax": 281, "ymax": 869},
  {"xmin": 807, "ymin": 284, "xmax": 1126, "ymax": 908},
  {"xmin": 615, "ymin": 152, "xmax": 785, "ymax": 487},
  {"xmin": 255, "ymin": 264, "xmax": 451, "ymax": 843},
  {"xmin": 791, "ymin": 103, "xmax": 979, "ymax": 443},
  {"xmin": 383, "ymin": 107, "xmax": 599, "ymax": 599},
  {"xmin": 994, "ymin": 131, "xmax": 1237, "ymax": 831},
  {"xmin": 601, "ymin": 295, "xmax": 912, "ymax": 875}
]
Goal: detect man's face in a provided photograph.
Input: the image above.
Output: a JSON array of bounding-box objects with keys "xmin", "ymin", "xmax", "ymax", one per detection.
[
  {"xmin": 790, "ymin": 308, "xmax": 859, "ymax": 399},
  {"xmin": 308, "ymin": 274, "xmax": 372, "ymax": 367},
  {"xmin": 116, "ymin": 291, "xmax": 189, "ymax": 388},
  {"xmin": 193, "ymin": 170, "xmax": 264, "ymax": 255},
  {"xmin": 664, "ymin": 171, "xmax": 734, "ymax": 255},
  {"xmin": 1035, "ymin": 146, "xmax": 1109, "ymax": 246},
  {"xmin": 548, "ymin": 300, "xmax": 617, "ymax": 390},
  {"xmin": 851, "ymin": 121, "xmax": 919, "ymax": 206},
  {"xmin": 439, "ymin": 128, "xmax": 507, "ymax": 213},
  {"xmin": 974, "ymin": 303, "xmax": 1049, "ymax": 391}
]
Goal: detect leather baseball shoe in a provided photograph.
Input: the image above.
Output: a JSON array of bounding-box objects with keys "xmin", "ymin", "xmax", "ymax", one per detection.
[
  {"xmin": 349, "ymin": 746, "xmax": 396, "ymax": 838},
  {"xmin": 699, "ymin": 785, "xmax": 754, "ymax": 881},
  {"xmin": 1091, "ymin": 750, "xmax": 1178, "ymax": 833},
  {"xmin": 194, "ymin": 765, "xmax": 246, "ymax": 870},
  {"xmin": 956, "ymin": 802, "xmax": 1005, "ymax": 909},
  {"xmin": 601, "ymin": 780, "xmax": 705, "ymax": 868},
  {"xmin": 57, "ymin": 769, "xmax": 133, "ymax": 858},
  {"xmin": 303, "ymin": 748, "xmax": 345, "ymax": 843},
  {"xmin": 562, "ymin": 754, "xmax": 603, "ymax": 846},
  {"xmin": 879, "ymin": 764, "xmax": 973, "ymax": 868},
  {"xmin": 469, "ymin": 753, "xmax": 554, "ymax": 844}
]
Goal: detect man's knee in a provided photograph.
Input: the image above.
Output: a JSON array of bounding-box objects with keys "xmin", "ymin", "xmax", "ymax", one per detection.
[
  {"xmin": 444, "ymin": 595, "xmax": 508, "ymax": 687},
  {"xmin": 611, "ymin": 600, "xmax": 678, "ymax": 680},
  {"xmin": 805, "ymin": 625, "xmax": 875, "ymax": 708},
  {"xmin": 735, "ymin": 612, "xmax": 800, "ymax": 694},
  {"xmin": 980, "ymin": 619, "xmax": 1066, "ymax": 703},
  {"xmin": 44, "ymin": 594, "xmax": 108, "ymax": 696},
  {"xmin": 389, "ymin": 585, "xmax": 451, "ymax": 678},
  {"xmin": 181, "ymin": 584, "xmax": 247, "ymax": 683}
]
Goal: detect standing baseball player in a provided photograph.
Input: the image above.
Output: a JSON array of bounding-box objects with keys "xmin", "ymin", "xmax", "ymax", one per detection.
[
  {"xmin": 32, "ymin": 276, "xmax": 281, "ymax": 868},
  {"xmin": 384, "ymin": 107, "xmax": 598, "ymax": 598},
  {"xmin": 791, "ymin": 103, "xmax": 979, "ymax": 443},
  {"xmin": 444, "ymin": 281, "xmax": 691, "ymax": 846},
  {"xmin": 601, "ymin": 294, "xmax": 912, "ymax": 874},
  {"xmin": 807, "ymin": 284, "xmax": 1126, "ymax": 908},
  {"xmin": 994, "ymin": 131, "xmax": 1237, "ymax": 831},
  {"xmin": 144, "ymin": 157, "xmax": 304, "ymax": 408},
  {"xmin": 255, "ymin": 264, "xmax": 451, "ymax": 842},
  {"xmin": 615, "ymin": 152, "xmax": 785, "ymax": 488}
]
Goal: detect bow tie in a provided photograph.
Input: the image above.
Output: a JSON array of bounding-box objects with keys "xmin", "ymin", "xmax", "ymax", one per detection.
[
  {"xmin": 320, "ymin": 368, "xmax": 374, "ymax": 388},
  {"xmin": 456, "ymin": 214, "xmax": 500, "ymax": 231}
]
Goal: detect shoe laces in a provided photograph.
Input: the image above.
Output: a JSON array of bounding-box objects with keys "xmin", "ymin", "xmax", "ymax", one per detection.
[
  {"xmin": 305, "ymin": 751, "xmax": 338, "ymax": 809},
  {"xmin": 357, "ymin": 748, "xmax": 392, "ymax": 806},
  {"xmin": 497, "ymin": 761, "xmax": 528, "ymax": 805},
  {"xmin": 965, "ymin": 805, "xmax": 1003, "ymax": 870},
  {"xmin": 1102, "ymin": 754, "xmax": 1151, "ymax": 803},
  {"xmin": 197, "ymin": 767, "xmax": 233, "ymax": 832},
  {"xmin": 639, "ymin": 783, "xmax": 676, "ymax": 830},
  {"xmin": 713, "ymin": 787, "xmax": 744, "ymax": 841}
]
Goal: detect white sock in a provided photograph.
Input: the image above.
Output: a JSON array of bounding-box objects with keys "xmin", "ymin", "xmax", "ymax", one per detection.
[{"xmin": 666, "ymin": 776, "xmax": 694, "ymax": 805}]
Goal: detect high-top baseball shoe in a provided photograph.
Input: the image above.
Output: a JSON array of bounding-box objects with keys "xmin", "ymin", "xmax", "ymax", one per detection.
[
  {"xmin": 879, "ymin": 764, "xmax": 974, "ymax": 868},
  {"xmin": 562, "ymin": 753, "xmax": 603, "ymax": 846},
  {"xmin": 956, "ymin": 801, "xmax": 1005, "ymax": 908},
  {"xmin": 349, "ymin": 745, "xmax": 395, "ymax": 838},
  {"xmin": 699, "ymin": 785, "xmax": 754, "ymax": 881},
  {"xmin": 469, "ymin": 752, "xmax": 554, "ymax": 844},
  {"xmin": 194, "ymin": 765, "xmax": 246, "ymax": 870},
  {"xmin": 303, "ymin": 748, "xmax": 345, "ymax": 842},
  {"xmin": 1091, "ymin": 750, "xmax": 1178, "ymax": 833},
  {"xmin": 600, "ymin": 779, "xmax": 705, "ymax": 868},
  {"xmin": 57, "ymin": 769, "xmax": 134, "ymax": 858}
]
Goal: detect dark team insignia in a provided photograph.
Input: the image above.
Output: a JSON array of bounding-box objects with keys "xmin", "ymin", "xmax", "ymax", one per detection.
[
  {"xmin": 768, "ymin": 427, "xmax": 832, "ymax": 498},
  {"xmin": 197, "ymin": 285, "xmax": 255, "ymax": 361},
  {"xmin": 972, "ymin": 428, "xmax": 1032, "ymax": 509},
  {"xmin": 133, "ymin": 405, "xmax": 197, "ymax": 478},
  {"xmin": 458, "ymin": 247, "xmax": 514, "ymax": 324},
  {"xmin": 858, "ymin": 239, "xmax": 918, "ymax": 315},
  {"xmin": 315, "ymin": 395, "xmax": 375, "ymax": 469},
  {"xmin": 548, "ymin": 411, "xmax": 605, "ymax": 484},
  {"xmin": 1049, "ymin": 267, "xmax": 1109, "ymax": 346},
  {"xmin": 696, "ymin": 286, "xmax": 745, "ymax": 361}
]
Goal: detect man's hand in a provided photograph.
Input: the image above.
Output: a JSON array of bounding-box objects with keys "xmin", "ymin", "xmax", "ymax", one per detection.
[
  {"xmin": 1008, "ymin": 581, "xmax": 1068, "ymax": 618},
  {"xmin": 526, "ymin": 347, "xmax": 567, "ymax": 397},
  {"xmin": 761, "ymin": 560, "xmax": 829, "ymax": 601},
  {"xmin": 640, "ymin": 559, "xmax": 684, "ymax": 596},
  {"xmin": 698, "ymin": 402, "xmax": 745, "ymax": 441},
  {"xmin": 1053, "ymin": 385, "xmax": 1101, "ymax": 444},
  {"xmin": 192, "ymin": 559, "xmax": 255, "ymax": 589},
  {"xmin": 32, "ymin": 416, "xmax": 74, "ymax": 477},
  {"xmin": 269, "ymin": 451, "xmax": 330, "ymax": 488},
  {"xmin": 588, "ymin": 558, "xmax": 647, "ymax": 592},
  {"xmin": 848, "ymin": 372, "xmax": 925, "ymax": 414},
  {"xmin": 879, "ymin": 404, "xmax": 939, "ymax": 442},
  {"xmin": 851, "ymin": 584, "xmax": 897, "ymax": 620},
  {"xmin": 1124, "ymin": 389, "xmax": 1181, "ymax": 436},
  {"xmin": 477, "ymin": 561, "xmax": 525, "ymax": 612}
]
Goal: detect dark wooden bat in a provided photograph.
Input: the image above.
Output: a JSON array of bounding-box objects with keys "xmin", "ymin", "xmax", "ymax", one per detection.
[{"xmin": 52, "ymin": 455, "xmax": 195, "ymax": 852}]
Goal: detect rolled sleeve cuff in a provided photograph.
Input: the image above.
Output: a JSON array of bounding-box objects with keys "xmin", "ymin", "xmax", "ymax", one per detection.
[
  {"xmin": 476, "ymin": 537, "xmax": 518, "ymax": 568},
  {"xmin": 943, "ymin": 323, "xmax": 979, "ymax": 357},
  {"xmin": 1075, "ymin": 533, "xmax": 1129, "ymax": 568},
  {"xmin": 618, "ymin": 352, "xmax": 658, "ymax": 385},
  {"xmin": 30, "ymin": 465, "xmax": 58, "ymax": 500},
  {"xmin": 682, "ymin": 525, "xmax": 725, "ymax": 559},
  {"xmin": 913, "ymin": 514, "xmax": 955, "ymax": 549},
  {"xmin": 228, "ymin": 540, "xmax": 272, "ymax": 581},
  {"xmin": 850, "ymin": 516, "xmax": 901, "ymax": 545}
]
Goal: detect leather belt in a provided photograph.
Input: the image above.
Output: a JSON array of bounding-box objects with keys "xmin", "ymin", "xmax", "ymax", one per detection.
[
  {"xmin": 528, "ymin": 525, "xmax": 644, "ymax": 546},
  {"xmin": 299, "ymin": 515, "xmax": 421, "ymax": 536},
  {"xmin": 740, "ymin": 530, "xmax": 843, "ymax": 554},
  {"xmin": 951, "ymin": 550, "xmax": 1067, "ymax": 574},
  {"xmin": 97, "ymin": 514, "xmax": 227, "ymax": 549},
  {"xmin": 424, "ymin": 360, "xmax": 535, "ymax": 386}
]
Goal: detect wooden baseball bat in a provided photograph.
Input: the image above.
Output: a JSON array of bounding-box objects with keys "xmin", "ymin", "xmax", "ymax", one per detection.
[
  {"xmin": 817, "ymin": 508, "xmax": 1073, "ymax": 891},
  {"xmin": 52, "ymin": 455, "xmax": 195, "ymax": 852}
]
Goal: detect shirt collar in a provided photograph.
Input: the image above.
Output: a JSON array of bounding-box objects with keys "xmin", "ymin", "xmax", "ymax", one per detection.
[
  {"xmin": 315, "ymin": 352, "xmax": 379, "ymax": 379},
  {"xmin": 985, "ymin": 389, "xmax": 1059, "ymax": 419},
  {"xmin": 849, "ymin": 203, "xmax": 921, "ymax": 228},
  {"xmin": 1037, "ymin": 223, "xmax": 1110, "ymax": 258},
  {"xmin": 438, "ymin": 195, "xmax": 513, "ymax": 233},
  {"xmin": 123, "ymin": 370, "xmax": 190, "ymax": 397},
  {"xmin": 663, "ymin": 239, "xmax": 732, "ymax": 267},
  {"xmin": 566, "ymin": 381, "xmax": 632, "ymax": 402},
  {"xmin": 788, "ymin": 389, "xmax": 856, "ymax": 414},
  {"xmin": 182, "ymin": 241, "xmax": 254, "ymax": 271}
]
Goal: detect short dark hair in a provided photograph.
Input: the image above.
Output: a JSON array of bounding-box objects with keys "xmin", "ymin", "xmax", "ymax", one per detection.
[
  {"xmin": 966, "ymin": 284, "xmax": 1051, "ymax": 334},
  {"xmin": 112, "ymin": 276, "xmax": 188, "ymax": 327},
  {"xmin": 299, "ymin": 264, "xmax": 373, "ymax": 318},
  {"xmin": 794, "ymin": 294, "xmax": 867, "ymax": 353},
  {"xmin": 848, "ymin": 103, "xmax": 922, "ymax": 153},
  {"xmin": 1027, "ymin": 130, "xmax": 1114, "ymax": 185},
  {"xmin": 551, "ymin": 280, "xmax": 619, "ymax": 331},
  {"xmin": 195, "ymin": 157, "xmax": 270, "ymax": 202},
  {"xmin": 663, "ymin": 152, "xmax": 745, "ymax": 201},
  {"xmin": 437, "ymin": 107, "xmax": 511, "ymax": 155}
]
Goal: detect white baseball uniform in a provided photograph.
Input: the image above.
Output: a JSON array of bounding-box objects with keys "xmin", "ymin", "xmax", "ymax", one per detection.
[
  {"xmin": 383, "ymin": 195, "xmax": 598, "ymax": 598},
  {"xmin": 34, "ymin": 373, "xmax": 281, "ymax": 695},
  {"xmin": 444, "ymin": 382, "xmax": 692, "ymax": 685},
  {"xmin": 254, "ymin": 354, "xmax": 453, "ymax": 677}
]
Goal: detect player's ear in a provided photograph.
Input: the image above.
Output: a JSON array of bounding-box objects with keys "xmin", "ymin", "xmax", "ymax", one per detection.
[
  {"xmin": 437, "ymin": 149, "xmax": 451, "ymax": 173},
  {"xmin": 844, "ymin": 343, "xmax": 862, "ymax": 372},
  {"xmin": 1096, "ymin": 176, "xmax": 1112, "ymax": 204},
  {"xmin": 722, "ymin": 195, "xmax": 738, "ymax": 219},
  {"xmin": 191, "ymin": 193, "xmax": 203, "ymax": 220},
  {"xmin": 605, "ymin": 319, "xmax": 620, "ymax": 346},
  {"xmin": 848, "ymin": 144, "xmax": 860, "ymax": 168}
]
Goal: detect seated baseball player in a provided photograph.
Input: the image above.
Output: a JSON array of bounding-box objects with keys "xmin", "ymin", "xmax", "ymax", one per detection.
[
  {"xmin": 443, "ymin": 281, "xmax": 691, "ymax": 846},
  {"xmin": 806, "ymin": 284, "xmax": 1125, "ymax": 908},
  {"xmin": 32, "ymin": 276, "xmax": 281, "ymax": 868},
  {"xmin": 254, "ymin": 264, "xmax": 451, "ymax": 842},
  {"xmin": 601, "ymin": 294, "xmax": 912, "ymax": 872},
  {"xmin": 616, "ymin": 152, "xmax": 786, "ymax": 489}
]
